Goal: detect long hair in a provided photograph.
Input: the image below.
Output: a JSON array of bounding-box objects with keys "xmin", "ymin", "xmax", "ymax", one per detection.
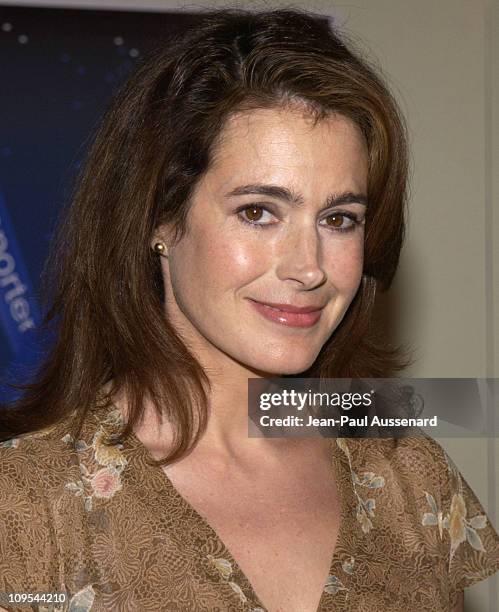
[{"xmin": 0, "ymin": 9, "xmax": 410, "ymax": 464}]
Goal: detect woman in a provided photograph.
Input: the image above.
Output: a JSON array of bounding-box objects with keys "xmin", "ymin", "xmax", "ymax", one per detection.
[{"xmin": 0, "ymin": 9, "xmax": 497, "ymax": 612}]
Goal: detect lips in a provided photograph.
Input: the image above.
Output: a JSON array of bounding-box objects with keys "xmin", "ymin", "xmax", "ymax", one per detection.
[
  {"xmin": 248, "ymin": 299, "xmax": 324, "ymax": 328},
  {"xmin": 253, "ymin": 301, "xmax": 324, "ymax": 314}
]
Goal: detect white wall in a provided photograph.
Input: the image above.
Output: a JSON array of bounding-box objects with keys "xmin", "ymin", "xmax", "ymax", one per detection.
[{"xmin": 342, "ymin": 4, "xmax": 498, "ymax": 610}]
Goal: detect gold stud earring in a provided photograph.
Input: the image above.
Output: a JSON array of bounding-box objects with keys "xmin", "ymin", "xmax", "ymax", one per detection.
[{"xmin": 153, "ymin": 242, "xmax": 167, "ymax": 256}]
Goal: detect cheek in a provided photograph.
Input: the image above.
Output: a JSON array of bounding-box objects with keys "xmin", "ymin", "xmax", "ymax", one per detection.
[
  {"xmin": 325, "ymin": 238, "xmax": 364, "ymax": 292},
  {"xmin": 170, "ymin": 227, "xmax": 269, "ymax": 298}
]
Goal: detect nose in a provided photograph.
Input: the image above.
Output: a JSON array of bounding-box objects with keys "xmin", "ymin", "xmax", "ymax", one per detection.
[{"xmin": 275, "ymin": 223, "xmax": 327, "ymax": 290}]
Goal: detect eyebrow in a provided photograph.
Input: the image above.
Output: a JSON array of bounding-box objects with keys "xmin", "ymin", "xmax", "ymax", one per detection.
[{"xmin": 224, "ymin": 183, "xmax": 368, "ymax": 208}]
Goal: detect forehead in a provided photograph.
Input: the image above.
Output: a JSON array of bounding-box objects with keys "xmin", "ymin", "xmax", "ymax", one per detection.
[{"xmin": 206, "ymin": 106, "xmax": 368, "ymax": 191}]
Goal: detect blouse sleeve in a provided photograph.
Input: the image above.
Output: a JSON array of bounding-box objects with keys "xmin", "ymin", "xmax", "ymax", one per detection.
[
  {"xmin": 425, "ymin": 438, "xmax": 499, "ymax": 607},
  {"xmin": 0, "ymin": 440, "xmax": 61, "ymax": 612}
]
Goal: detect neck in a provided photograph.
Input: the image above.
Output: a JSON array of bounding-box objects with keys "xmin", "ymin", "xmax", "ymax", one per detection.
[{"xmin": 113, "ymin": 348, "xmax": 294, "ymax": 461}]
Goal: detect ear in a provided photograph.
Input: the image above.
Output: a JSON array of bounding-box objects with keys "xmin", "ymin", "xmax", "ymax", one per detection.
[{"xmin": 150, "ymin": 223, "xmax": 175, "ymax": 255}]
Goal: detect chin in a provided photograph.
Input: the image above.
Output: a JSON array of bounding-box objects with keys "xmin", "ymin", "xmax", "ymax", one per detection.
[
  {"xmin": 244, "ymin": 351, "xmax": 319, "ymax": 377},
  {"xmin": 279, "ymin": 362, "xmax": 317, "ymax": 376}
]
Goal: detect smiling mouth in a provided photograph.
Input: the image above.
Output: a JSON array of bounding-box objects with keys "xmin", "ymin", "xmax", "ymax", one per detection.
[
  {"xmin": 253, "ymin": 301, "xmax": 325, "ymax": 313},
  {"xmin": 247, "ymin": 299, "xmax": 324, "ymax": 328}
]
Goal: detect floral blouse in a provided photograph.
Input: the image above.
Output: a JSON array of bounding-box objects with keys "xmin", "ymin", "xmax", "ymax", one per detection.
[{"xmin": 0, "ymin": 403, "xmax": 498, "ymax": 611}]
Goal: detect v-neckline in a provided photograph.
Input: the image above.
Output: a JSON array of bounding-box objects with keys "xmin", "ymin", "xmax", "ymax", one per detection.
[{"xmin": 121, "ymin": 416, "xmax": 354, "ymax": 612}]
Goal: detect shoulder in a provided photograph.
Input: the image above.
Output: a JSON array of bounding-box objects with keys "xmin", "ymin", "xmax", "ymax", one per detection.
[
  {"xmin": 344, "ymin": 434, "xmax": 451, "ymax": 488},
  {"xmin": 349, "ymin": 433, "xmax": 448, "ymax": 462},
  {"xmin": 0, "ymin": 406, "xmax": 106, "ymax": 505},
  {"xmin": 335, "ymin": 435, "xmax": 453, "ymax": 540},
  {"xmin": 0, "ymin": 425, "xmax": 74, "ymax": 596},
  {"xmin": 341, "ymin": 436, "xmax": 499, "ymax": 597},
  {"xmin": 0, "ymin": 416, "xmax": 84, "ymax": 549},
  {"xmin": 345, "ymin": 435, "xmax": 489, "ymax": 521},
  {"xmin": 0, "ymin": 406, "xmax": 116, "ymax": 597}
]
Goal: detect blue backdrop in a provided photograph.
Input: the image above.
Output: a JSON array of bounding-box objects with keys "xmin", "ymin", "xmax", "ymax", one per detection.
[{"xmin": 0, "ymin": 5, "xmax": 201, "ymax": 399}]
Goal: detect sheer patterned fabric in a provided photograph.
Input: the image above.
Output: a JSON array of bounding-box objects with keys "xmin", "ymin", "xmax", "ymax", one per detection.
[{"xmin": 1, "ymin": 403, "xmax": 498, "ymax": 611}]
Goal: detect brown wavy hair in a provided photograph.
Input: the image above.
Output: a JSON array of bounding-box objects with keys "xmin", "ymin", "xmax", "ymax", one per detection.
[{"xmin": 0, "ymin": 9, "xmax": 410, "ymax": 464}]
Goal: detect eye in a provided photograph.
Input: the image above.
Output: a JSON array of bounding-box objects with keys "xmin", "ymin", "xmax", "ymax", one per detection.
[
  {"xmin": 321, "ymin": 212, "xmax": 361, "ymax": 233},
  {"xmin": 237, "ymin": 205, "xmax": 276, "ymax": 227}
]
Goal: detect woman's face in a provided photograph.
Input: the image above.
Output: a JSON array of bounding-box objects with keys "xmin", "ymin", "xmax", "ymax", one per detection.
[{"xmin": 156, "ymin": 106, "xmax": 368, "ymax": 375}]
